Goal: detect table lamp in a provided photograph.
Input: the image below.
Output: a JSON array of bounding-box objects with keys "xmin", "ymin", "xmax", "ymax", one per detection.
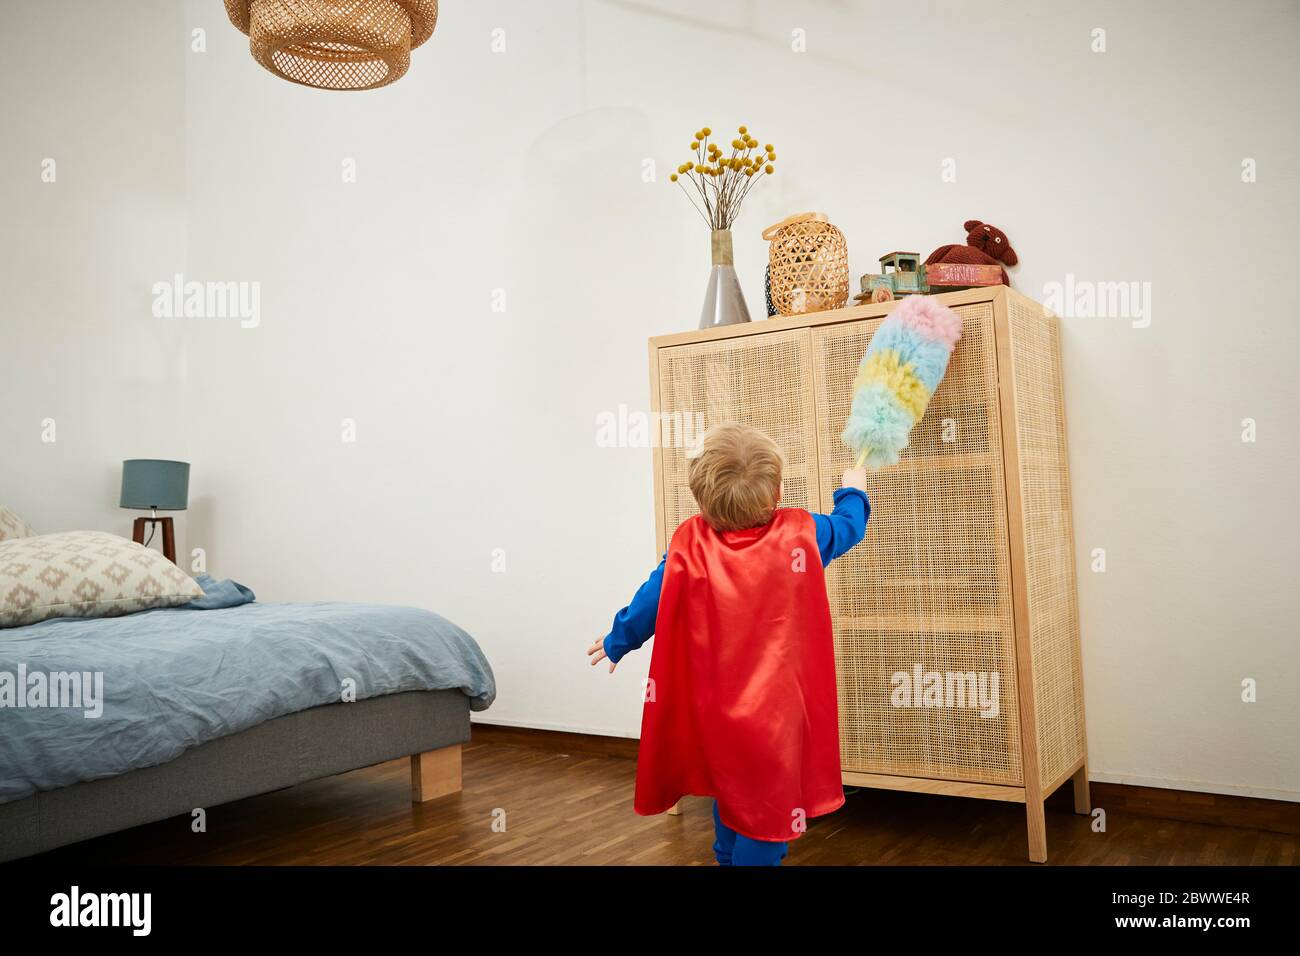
[{"xmin": 120, "ymin": 459, "xmax": 190, "ymax": 564}]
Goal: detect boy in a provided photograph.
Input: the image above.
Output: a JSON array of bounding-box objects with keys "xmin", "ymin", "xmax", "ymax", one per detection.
[{"xmin": 587, "ymin": 422, "xmax": 869, "ymax": 866}]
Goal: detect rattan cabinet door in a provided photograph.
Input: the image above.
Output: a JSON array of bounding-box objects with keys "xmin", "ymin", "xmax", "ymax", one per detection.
[
  {"xmin": 812, "ymin": 304, "xmax": 1023, "ymax": 785},
  {"xmin": 655, "ymin": 328, "xmax": 819, "ymax": 545}
]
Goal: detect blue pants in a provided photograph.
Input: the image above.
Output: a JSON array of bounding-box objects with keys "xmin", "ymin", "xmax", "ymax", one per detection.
[{"xmin": 712, "ymin": 801, "xmax": 788, "ymax": 866}]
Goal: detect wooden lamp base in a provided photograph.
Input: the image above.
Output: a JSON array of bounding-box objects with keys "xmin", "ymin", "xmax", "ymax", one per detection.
[{"xmin": 132, "ymin": 516, "xmax": 177, "ymax": 564}]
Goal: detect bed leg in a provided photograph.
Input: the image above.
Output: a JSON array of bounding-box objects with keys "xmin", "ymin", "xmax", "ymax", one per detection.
[{"xmin": 411, "ymin": 744, "xmax": 462, "ymax": 802}]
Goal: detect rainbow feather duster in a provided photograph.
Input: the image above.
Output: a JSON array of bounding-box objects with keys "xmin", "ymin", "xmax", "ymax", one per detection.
[{"xmin": 841, "ymin": 295, "xmax": 963, "ymax": 468}]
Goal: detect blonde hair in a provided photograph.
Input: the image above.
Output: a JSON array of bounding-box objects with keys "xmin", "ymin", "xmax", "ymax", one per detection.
[{"xmin": 687, "ymin": 423, "xmax": 784, "ymax": 532}]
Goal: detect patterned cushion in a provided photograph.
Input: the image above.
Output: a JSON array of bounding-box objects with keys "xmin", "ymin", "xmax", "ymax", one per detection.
[
  {"xmin": 0, "ymin": 531, "xmax": 203, "ymax": 628},
  {"xmin": 0, "ymin": 506, "xmax": 35, "ymax": 542}
]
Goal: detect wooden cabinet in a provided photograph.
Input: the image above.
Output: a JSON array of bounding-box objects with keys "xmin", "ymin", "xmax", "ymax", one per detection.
[{"xmin": 647, "ymin": 287, "xmax": 1088, "ymax": 862}]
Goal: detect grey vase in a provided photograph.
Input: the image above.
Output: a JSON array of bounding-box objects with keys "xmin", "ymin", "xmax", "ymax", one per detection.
[{"xmin": 699, "ymin": 229, "xmax": 752, "ymax": 330}]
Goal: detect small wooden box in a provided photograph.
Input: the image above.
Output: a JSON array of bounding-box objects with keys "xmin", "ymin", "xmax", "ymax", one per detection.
[{"xmin": 924, "ymin": 261, "xmax": 1004, "ymax": 290}]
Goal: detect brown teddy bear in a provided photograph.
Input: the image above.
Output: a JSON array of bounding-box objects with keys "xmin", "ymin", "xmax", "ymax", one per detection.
[{"xmin": 925, "ymin": 220, "xmax": 1017, "ymax": 285}]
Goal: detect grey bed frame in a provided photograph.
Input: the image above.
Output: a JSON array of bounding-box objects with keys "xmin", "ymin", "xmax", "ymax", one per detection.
[{"xmin": 0, "ymin": 689, "xmax": 469, "ymax": 863}]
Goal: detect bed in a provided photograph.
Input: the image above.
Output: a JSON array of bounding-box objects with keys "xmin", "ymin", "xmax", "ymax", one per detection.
[{"xmin": 0, "ymin": 578, "xmax": 495, "ymax": 862}]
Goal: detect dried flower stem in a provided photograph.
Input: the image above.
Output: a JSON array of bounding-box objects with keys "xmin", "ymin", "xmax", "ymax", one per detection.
[{"xmin": 670, "ymin": 124, "xmax": 777, "ymax": 231}]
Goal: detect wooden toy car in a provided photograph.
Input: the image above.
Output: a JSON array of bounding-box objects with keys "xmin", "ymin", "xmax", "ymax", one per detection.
[
  {"xmin": 857, "ymin": 252, "xmax": 1004, "ymax": 303},
  {"xmin": 860, "ymin": 252, "xmax": 925, "ymax": 302}
]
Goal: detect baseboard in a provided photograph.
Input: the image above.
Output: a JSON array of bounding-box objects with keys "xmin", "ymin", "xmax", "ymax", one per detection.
[
  {"xmin": 471, "ymin": 722, "xmax": 639, "ymax": 759},
  {"xmin": 469, "ymin": 714, "xmax": 639, "ymax": 740},
  {"xmin": 471, "ymin": 723, "xmax": 1300, "ymax": 837},
  {"xmin": 1087, "ymin": 770, "xmax": 1299, "ymax": 804},
  {"xmin": 1059, "ymin": 781, "xmax": 1300, "ymax": 837}
]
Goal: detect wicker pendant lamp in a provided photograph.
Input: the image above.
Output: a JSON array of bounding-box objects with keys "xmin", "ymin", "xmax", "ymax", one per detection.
[{"xmin": 223, "ymin": 0, "xmax": 438, "ymax": 91}]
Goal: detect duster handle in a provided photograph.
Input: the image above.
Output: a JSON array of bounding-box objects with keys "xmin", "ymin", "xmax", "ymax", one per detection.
[{"xmin": 855, "ymin": 448, "xmax": 869, "ymax": 469}]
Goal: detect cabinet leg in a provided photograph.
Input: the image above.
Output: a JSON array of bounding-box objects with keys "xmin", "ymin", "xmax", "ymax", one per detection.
[
  {"xmin": 1025, "ymin": 798, "xmax": 1047, "ymax": 864},
  {"xmin": 1071, "ymin": 763, "xmax": 1091, "ymax": 815}
]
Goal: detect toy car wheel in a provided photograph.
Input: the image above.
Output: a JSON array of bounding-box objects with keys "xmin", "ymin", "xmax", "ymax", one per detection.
[{"xmin": 871, "ymin": 287, "xmax": 894, "ymax": 303}]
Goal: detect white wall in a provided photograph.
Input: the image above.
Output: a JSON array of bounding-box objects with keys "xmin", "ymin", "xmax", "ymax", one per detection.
[{"xmin": 2, "ymin": 0, "xmax": 1297, "ymax": 801}]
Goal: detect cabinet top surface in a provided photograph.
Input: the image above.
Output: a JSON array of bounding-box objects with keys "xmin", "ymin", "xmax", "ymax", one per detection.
[{"xmin": 649, "ymin": 286, "xmax": 1050, "ymax": 349}]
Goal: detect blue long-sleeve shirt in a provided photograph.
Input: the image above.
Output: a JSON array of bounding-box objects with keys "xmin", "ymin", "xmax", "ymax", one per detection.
[{"xmin": 602, "ymin": 487, "xmax": 869, "ymax": 664}]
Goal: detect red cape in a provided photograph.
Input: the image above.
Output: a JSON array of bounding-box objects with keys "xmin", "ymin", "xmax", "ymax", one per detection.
[{"xmin": 634, "ymin": 510, "xmax": 844, "ymax": 841}]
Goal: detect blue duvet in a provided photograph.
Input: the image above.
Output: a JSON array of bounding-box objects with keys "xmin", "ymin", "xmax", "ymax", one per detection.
[{"xmin": 0, "ymin": 579, "xmax": 495, "ymax": 804}]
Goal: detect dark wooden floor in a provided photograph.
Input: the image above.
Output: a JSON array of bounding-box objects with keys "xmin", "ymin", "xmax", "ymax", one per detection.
[{"xmin": 23, "ymin": 736, "xmax": 1299, "ymax": 866}]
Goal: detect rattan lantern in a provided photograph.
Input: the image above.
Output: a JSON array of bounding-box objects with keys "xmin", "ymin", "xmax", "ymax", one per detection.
[
  {"xmin": 763, "ymin": 212, "xmax": 850, "ymax": 316},
  {"xmin": 223, "ymin": 0, "xmax": 438, "ymax": 91}
]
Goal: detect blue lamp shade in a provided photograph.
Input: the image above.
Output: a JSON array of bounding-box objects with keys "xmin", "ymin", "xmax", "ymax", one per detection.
[{"xmin": 120, "ymin": 459, "xmax": 190, "ymax": 511}]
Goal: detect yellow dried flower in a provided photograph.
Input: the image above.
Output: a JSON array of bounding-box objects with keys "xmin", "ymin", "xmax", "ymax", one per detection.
[
  {"xmin": 691, "ymin": 141, "xmax": 700, "ymax": 149},
  {"xmin": 685, "ymin": 161, "xmax": 694, "ymax": 171},
  {"xmin": 738, "ymin": 125, "xmax": 748, "ymax": 134},
  {"xmin": 765, "ymin": 144, "xmax": 774, "ymax": 152},
  {"xmin": 701, "ymin": 126, "xmax": 712, "ymax": 136},
  {"xmin": 765, "ymin": 164, "xmax": 774, "ymax": 174},
  {"xmin": 670, "ymin": 173, "xmax": 678, "ymax": 182}
]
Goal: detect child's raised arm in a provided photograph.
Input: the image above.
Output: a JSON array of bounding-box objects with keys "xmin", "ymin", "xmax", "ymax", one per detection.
[
  {"xmin": 811, "ymin": 469, "xmax": 870, "ymax": 566},
  {"xmin": 587, "ymin": 557, "xmax": 665, "ymax": 673}
]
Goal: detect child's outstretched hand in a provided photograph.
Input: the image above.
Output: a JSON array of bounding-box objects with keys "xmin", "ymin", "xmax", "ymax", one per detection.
[
  {"xmin": 587, "ymin": 639, "xmax": 617, "ymax": 673},
  {"xmin": 842, "ymin": 467, "xmax": 868, "ymax": 492}
]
